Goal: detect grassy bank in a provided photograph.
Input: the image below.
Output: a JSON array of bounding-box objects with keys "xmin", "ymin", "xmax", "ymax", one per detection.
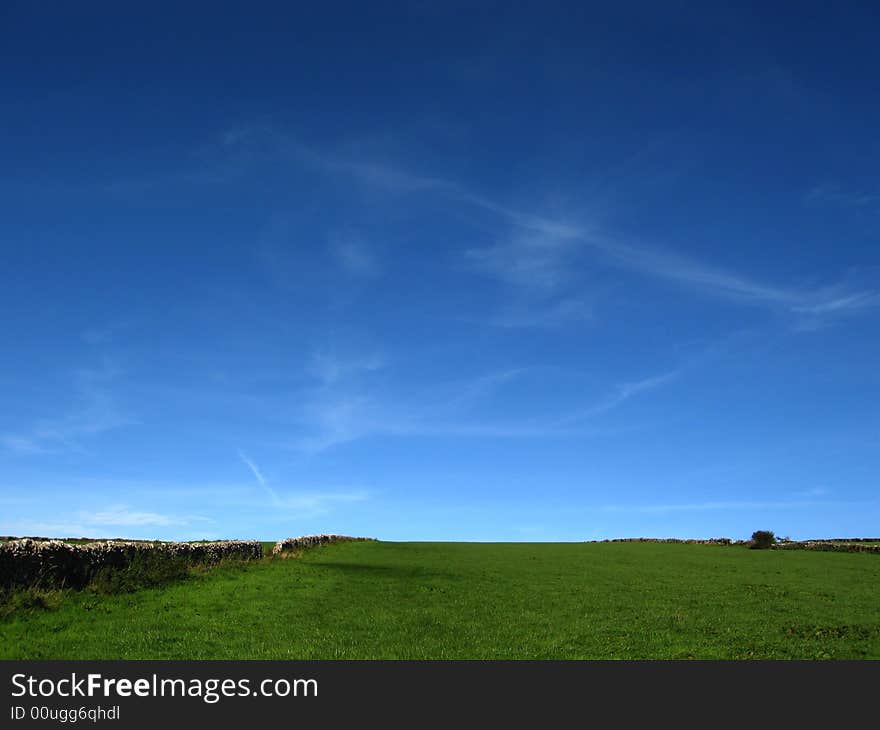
[{"xmin": 2, "ymin": 540, "xmax": 879, "ymax": 659}]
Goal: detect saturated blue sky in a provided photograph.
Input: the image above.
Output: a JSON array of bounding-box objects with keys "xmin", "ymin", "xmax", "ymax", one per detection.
[{"xmin": 2, "ymin": 2, "xmax": 878, "ymax": 541}]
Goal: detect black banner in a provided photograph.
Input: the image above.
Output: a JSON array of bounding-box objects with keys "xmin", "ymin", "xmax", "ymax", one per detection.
[{"xmin": 1, "ymin": 661, "xmax": 877, "ymax": 727}]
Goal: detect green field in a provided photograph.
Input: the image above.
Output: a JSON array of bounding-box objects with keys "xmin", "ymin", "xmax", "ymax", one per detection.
[{"xmin": 2, "ymin": 540, "xmax": 879, "ymax": 659}]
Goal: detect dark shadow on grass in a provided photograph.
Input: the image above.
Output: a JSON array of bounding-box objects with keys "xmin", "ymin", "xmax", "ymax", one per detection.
[{"xmin": 301, "ymin": 561, "xmax": 458, "ymax": 581}]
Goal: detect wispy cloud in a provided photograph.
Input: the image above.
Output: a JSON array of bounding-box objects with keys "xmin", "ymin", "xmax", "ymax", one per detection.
[
  {"xmin": 555, "ymin": 369, "xmax": 680, "ymax": 425},
  {"xmin": 293, "ymin": 141, "xmax": 878, "ymax": 322},
  {"xmin": 236, "ymin": 448, "xmax": 368, "ymax": 516},
  {"xmin": 462, "ymin": 210, "xmax": 595, "ymax": 328},
  {"xmin": 264, "ymin": 491, "xmax": 368, "ymax": 516},
  {"xmin": 80, "ymin": 320, "xmax": 135, "ymax": 346},
  {"xmin": 218, "ymin": 124, "xmax": 446, "ymax": 195},
  {"xmin": 466, "ymin": 230, "xmax": 579, "ymax": 292},
  {"xmin": 454, "ymin": 190, "xmax": 585, "ymax": 239},
  {"xmin": 790, "ymin": 290, "xmax": 879, "ymax": 315},
  {"xmin": 469, "ymin": 213, "xmax": 879, "ymax": 324},
  {"xmin": 793, "ymin": 487, "xmax": 831, "ymax": 498},
  {"xmin": 307, "ymin": 348, "xmax": 384, "ymax": 385},
  {"xmin": 487, "ymin": 295, "xmax": 594, "ymax": 329},
  {"xmin": 588, "ymin": 236, "xmax": 797, "ymax": 304},
  {"xmin": 82, "ymin": 505, "xmax": 200, "ymax": 527},
  {"xmin": 237, "ymin": 449, "xmax": 266, "ymax": 486},
  {"xmin": 0, "ymin": 506, "xmax": 209, "ymax": 539},
  {"xmin": 443, "ymin": 368, "xmax": 528, "ymax": 409},
  {"xmin": 0, "ymin": 436, "xmax": 54, "ymax": 456},
  {"xmin": 293, "ymin": 395, "xmax": 377, "ymax": 452},
  {"xmin": 329, "ymin": 235, "xmax": 379, "ymax": 277},
  {"xmin": 289, "ymin": 365, "xmax": 674, "ymax": 452},
  {"xmin": 0, "ymin": 520, "xmax": 96, "ymax": 538},
  {"xmin": 469, "ymin": 208, "xmax": 874, "ymax": 318},
  {"xmin": 328, "ymin": 158, "xmax": 448, "ymax": 194},
  {"xmin": 1, "ymin": 360, "xmax": 136, "ymax": 457},
  {"xmin": 617, "ymin": 371, "xmax": 679, "ymax": 400},
  {"xmin": 237, "ymin": 449, "xmax": 284, "ymax": 505},
  {"xmin": 217, "ymin": 127, "xmax": 877, "ymax": 326},
  {"xmin": 805, "ymin": 182, "xmax": 879, "ymax": 209},
  {"xmin": 254, "ymin": 482, "xmax": 368, "ymax": 518},
  {"xmin": 289, "ymin": 370, "xmax": 528, "ymax": 452}
]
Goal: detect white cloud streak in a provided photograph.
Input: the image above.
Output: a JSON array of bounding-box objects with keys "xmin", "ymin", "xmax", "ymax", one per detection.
[
  {"xmin": 488, "ymin": 295, "xmax": 594, "ymax": 329},
  {"xmin": 466, "ymin": 231, "xmax": 580, "ymax": 292},
  {"xmin": 467, "ymin": 216, "xmax": 876, "ymax": 321},
  {"xmin": 289, "ymin": 366, "xmax": 537, "ymax": 452},
  {"xmin": 290, "ymin": 365, "xmax": 677, "ymax": 453},
  {"xmin": 237, "ymin": 450, "xmax": 266, "ymax": 486},
  {"xmin": 0, "ymin": 505, "xmax": 210, "ymax": 539},
  {"xmin": 307, "ymin": 349, "xmax": 384, "ymax": 385},
  {"xmin": 263, "ymin": 137, "xmax": 877, "ymax": 322},
  {"xmin": 82, "ymin": 505, "xmax": 199, "ymax": 527},
  {"xmin": 236, "ymin": 447, "xmax": 368, "ymax": 516},
  {"xmin": 554, "ymin": 369, "xmax": 680, "ymax": 426}
]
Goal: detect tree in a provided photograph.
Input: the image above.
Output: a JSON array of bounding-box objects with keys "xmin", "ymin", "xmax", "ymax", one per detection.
[{"xmin": 750, "ymin": 530, "xmax": 776, "ymax": 549}]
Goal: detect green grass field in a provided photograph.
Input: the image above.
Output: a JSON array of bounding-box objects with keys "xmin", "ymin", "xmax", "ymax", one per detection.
[{"xmin": 2, "ymin": 540, "xmax": 879, "ymax": 659}]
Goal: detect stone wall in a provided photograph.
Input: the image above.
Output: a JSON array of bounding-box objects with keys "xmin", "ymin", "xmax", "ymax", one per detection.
[
  {"xmin": 594, "ymin": 537, "xmax": 879, "ymax": 552},
  {"xmin": 774, "ymin": 541, "xmax": 880, "ymax": 554},
  {"xmin": 272, "ymin": 534, "xmax": 375, "ymax": 556},
  {"xmin": 0, "ymin": 538, "xmax": 263, "ymax": 589},
  {"xmin": 791, "ymin": 537, "xmax": 880, "ymax": 543},
  {"xmin": 596, "ymin": 537, "xmax": 734, "ymax": 545}
]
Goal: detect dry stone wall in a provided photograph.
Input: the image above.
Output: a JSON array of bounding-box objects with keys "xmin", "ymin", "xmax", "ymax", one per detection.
[
  {"xmin": 272, "ymin": 534, "xmax": 375, "ymax": 556},
  {"xmin": 596, "ymin": 538, "xmax": 734, "ymax": 545},
  {"xmin": 0, "ymin": 538, "xmax": 263, "ymax": 589},
  {"xmin": 593, "ymin": 537, "xmax": 880, "ymax": 553},
  {"xmin": 791, "ymin": 537, "xmax": 880, "ymax": 543},
  {"xmin": 774, "ymin": 541, "xmax": 880, "ymax": 554}
]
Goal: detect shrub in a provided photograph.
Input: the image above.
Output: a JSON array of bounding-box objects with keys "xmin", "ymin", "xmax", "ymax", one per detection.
[
  {"xmin": 0, "ymin": 586, "xmax": 62, "ymax": 620},
  {"xmin": 750, "ymin": 530, "xmax": 776, "ymax": 549},
  {"xmin": 88, "ymin": 551, "xmax": 190, "ymax": 594}
]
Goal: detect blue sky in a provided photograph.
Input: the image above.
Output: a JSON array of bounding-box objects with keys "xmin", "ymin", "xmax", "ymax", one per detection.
[{"xmin": 2, "ymin": 2, "xmax": 878, "ymax": 541}]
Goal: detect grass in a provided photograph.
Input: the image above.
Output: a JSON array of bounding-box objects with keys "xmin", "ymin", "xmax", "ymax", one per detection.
[{"xmin": 2, "ymin": 540, "xmax": 879, "ymax": 659}]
